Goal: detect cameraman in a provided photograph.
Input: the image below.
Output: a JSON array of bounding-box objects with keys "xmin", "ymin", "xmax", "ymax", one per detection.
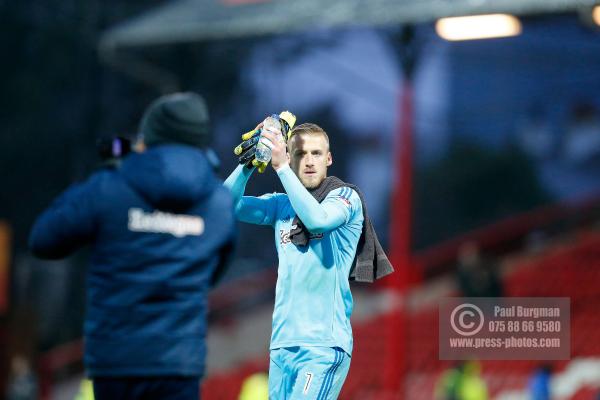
[{"xmin": 29, "ymin": 92, "xmax": 236, "ymax": 400}]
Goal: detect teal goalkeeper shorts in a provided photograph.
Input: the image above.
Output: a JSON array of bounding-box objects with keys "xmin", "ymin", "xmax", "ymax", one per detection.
[{"xmin": 268, "ymin": 346, "xmax": 351, "ymax": 400}]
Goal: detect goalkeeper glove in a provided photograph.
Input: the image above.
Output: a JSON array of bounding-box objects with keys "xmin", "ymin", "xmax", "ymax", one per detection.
[{"xmin": 234, "ymin": 111, "xmax": 296, "ymax": 173}]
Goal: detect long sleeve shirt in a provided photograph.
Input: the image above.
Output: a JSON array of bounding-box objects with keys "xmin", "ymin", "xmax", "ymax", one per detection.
[{"xmin": 224, "ymin": 165, "xmax": 363, "ymax": 354}]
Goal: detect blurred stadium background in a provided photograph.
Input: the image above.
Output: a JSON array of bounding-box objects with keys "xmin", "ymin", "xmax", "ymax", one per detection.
[{"xmin": 2, "ymin": 0, "xmax": 600, "ymax": 398}]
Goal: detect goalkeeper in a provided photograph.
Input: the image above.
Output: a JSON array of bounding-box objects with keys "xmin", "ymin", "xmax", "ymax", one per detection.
[{"xmin": 225, "ymin": 117, "xmax": 393, "ymax": 399}]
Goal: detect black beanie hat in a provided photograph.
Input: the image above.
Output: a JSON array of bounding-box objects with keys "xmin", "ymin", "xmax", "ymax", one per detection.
[{"xmin": 139, "ymin": 92, "xmax": 211, "ymax": 148}]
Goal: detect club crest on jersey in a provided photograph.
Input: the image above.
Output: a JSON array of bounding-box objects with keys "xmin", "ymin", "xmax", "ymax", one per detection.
[{"xmin": 280, "ymin": 229, "xmax": 291, "ymax": 244}]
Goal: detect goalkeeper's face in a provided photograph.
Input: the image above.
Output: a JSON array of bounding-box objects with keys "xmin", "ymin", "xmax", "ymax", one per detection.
[{"xmin": 288, "ymin": 133, "xmax": 332, "ymax": 189}]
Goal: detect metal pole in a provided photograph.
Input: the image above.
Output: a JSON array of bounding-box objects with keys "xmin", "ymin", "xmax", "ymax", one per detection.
[{"xmin": 384, "ymin": 25, "xmax": 420, "ymax": 399}]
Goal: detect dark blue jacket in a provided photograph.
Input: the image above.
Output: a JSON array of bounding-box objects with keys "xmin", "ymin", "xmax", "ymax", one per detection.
[{"xmin": 29, "ymin": 144, "xmax": 235, "ymax": 378}]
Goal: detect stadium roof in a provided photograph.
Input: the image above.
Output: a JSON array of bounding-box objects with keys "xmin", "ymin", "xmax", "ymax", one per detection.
[{"xmin": 100, "ymin": 0, "xmax": 599, "ymax": 51}]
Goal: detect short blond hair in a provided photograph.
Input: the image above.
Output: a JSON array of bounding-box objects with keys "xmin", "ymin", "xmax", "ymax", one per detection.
[{"xmin": 288, "ymin": 123, "xmax": 330, "ymax": 149}]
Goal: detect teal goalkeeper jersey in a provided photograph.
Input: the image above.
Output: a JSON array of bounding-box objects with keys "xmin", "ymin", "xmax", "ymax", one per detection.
[{"xmin": 224, "ymin": 165, "xmax": 364, "ymax": 355}]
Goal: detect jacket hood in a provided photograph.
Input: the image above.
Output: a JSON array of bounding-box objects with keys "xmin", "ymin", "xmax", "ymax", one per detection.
[{"xmin": 120, "ymin": 144, "xmax": 218, "ymax": 211}]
